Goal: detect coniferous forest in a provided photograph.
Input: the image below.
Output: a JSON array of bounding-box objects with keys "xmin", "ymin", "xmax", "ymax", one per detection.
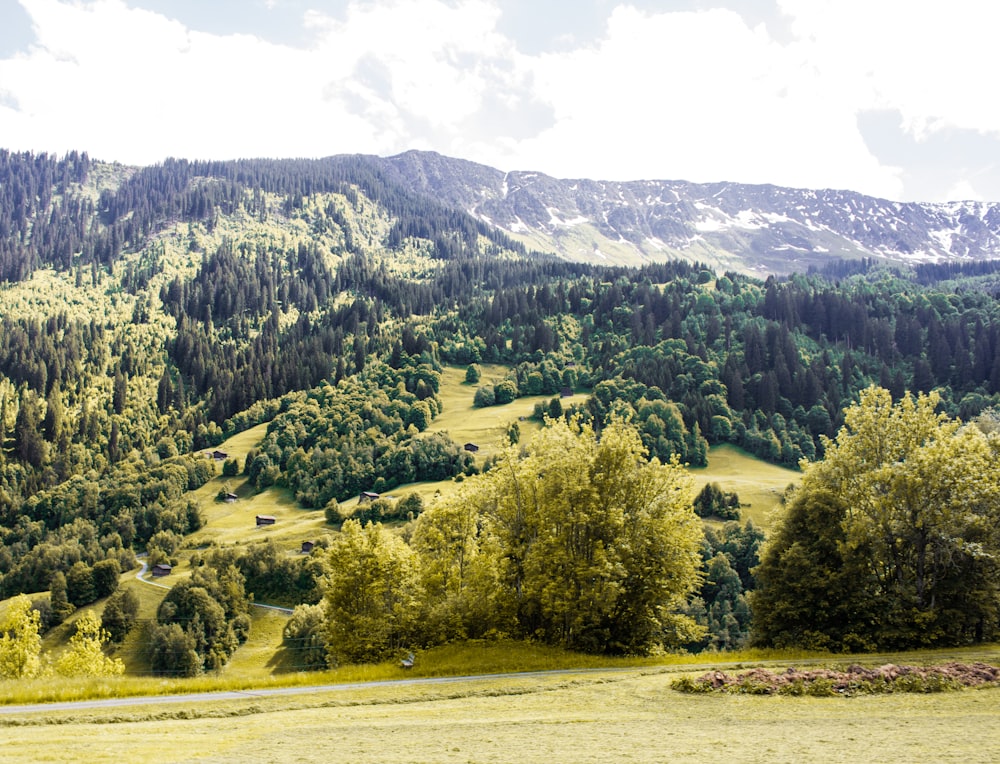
[{"xmin": 1, "ymin": 149, "xmax": 999, "ymax": 676}]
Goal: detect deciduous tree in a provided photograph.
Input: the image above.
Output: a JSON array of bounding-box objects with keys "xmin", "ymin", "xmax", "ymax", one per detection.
[
  {"xmin": 55, "ymin": 610, "xmax": 124, "ymax": 677},
  {"xmin": 0, "ymin": 594, "xmax": 43, "ymax": 679},
  {"xmin": 752, "ymin": 387, "xmax": 1000, "ymax": 650},
  {"xmin": 324, "ymin": 519, "xmax": 423, "ymax": 665},
  {"xmin": 415, "ymin": 417, "xmax": 704, "ymax": 654}
]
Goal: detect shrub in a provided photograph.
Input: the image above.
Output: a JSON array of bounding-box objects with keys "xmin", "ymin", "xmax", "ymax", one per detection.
[
  {"xmin": 283, "ymin": 603, "xmax": 329, "ymax": 670},
  {"xmin": 473, "ymin": 385, "xmax": 495, "ymax": 408}
]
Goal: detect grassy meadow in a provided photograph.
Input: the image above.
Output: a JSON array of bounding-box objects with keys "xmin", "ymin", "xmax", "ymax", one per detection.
[
  {"xmin": 1, "ymin": 645, "xmax": 998, "ymax": 763},
  {"xmin": 689, "ymin": 443, "xmax": 801, "ymax": 526}
]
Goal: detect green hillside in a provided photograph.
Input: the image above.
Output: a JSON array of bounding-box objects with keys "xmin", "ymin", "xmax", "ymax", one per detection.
[{"xmin": 0, "ymin": 151, "xmax": 998, "ymax": 689}]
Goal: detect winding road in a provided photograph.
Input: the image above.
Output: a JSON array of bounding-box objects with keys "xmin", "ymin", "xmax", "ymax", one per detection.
[{"xmin": 134, "ymin": 557, "xmax": 294, "ymax": 614}]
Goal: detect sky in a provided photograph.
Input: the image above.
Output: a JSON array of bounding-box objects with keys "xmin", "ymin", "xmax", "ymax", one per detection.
[{"xmin": 1, "ymin": 0, "xmax": 999, "ymax": 202}]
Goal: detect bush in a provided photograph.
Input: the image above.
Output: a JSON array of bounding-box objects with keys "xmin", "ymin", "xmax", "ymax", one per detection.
[
  {"xmin": 324, "ymin": 499, "xmax": 343, "ymax": 525},
  {"xmin": 473, "ymin": 385, "xmax": 495, "ymax": 408},
  {"xmin": 283, "ymin": 603, "xmax": 329, "ymax": 670},
  {"xmin": 693, "ymin": 482, "xmax": 740, "ymax": 520},
  {"xmin": 494, "ymin": 379, "xmax": 518, "ymax": 404}
]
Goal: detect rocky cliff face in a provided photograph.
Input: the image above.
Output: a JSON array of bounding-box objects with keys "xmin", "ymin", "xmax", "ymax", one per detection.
[{"xmin": 376, "ymin": 150, "xmax": 1000, "ymax": 275}]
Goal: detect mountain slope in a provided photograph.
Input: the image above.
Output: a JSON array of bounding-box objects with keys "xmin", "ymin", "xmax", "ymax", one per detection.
[{"xmin": 378, "ymin": 151, "xmax": 1000, "ymax": 275}]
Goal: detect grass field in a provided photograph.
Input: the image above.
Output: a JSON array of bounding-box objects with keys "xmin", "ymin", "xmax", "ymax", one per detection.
[
  {"xmin": 431, "ymin": 364, "xmax": 590, "ymax": 461},
  {"xmin": 690, "ymin": 443, "xmax": 801, "ymax": 527},
  {"xmin": 1, "ymin": 654, "xmax": 998, "ymax": 763}
]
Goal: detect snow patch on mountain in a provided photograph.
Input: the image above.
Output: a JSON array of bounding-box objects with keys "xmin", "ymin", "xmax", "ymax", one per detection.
[{"xmin": 379, "ymin": 151, "xmax": 1000, "ymax": 275}]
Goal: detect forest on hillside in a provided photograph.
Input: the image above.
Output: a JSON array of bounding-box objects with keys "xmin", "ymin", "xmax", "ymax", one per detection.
[{"xmin": 2, "ymin": 150, "xmax": 1000, "ymax": 675}]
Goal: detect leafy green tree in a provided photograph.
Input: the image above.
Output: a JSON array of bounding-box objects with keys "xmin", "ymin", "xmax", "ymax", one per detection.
[
  {"xmin": 749, "ymin": 488, "xmax": 876, "ymax": 651},
  {"xmin": 692, "ymin": 482, "xmax": 740, "ymax": 520},
  {"xmin": 14, "ymin": 390, "xmax": 46, "ymax": 468},
  {"xmin": 396, "ymin": 492, "xmax": 424, "ymax": 520},
  {"xmin": 411, "ymin": 481, "xmax": 502, "ymax": 643},
  {"xmin": 547, "ymin": 396, "xmax": 563, "ymax": 419},
  {"xmin": 753, "ymin": 387, "xmax": 1000, "ymax": 650},
  {"xmin": 416, "ymin": 417, "xmax": 704, "ymax": 654},
  {"xmin": 283, "ymin": 603, "xmax": 329, "ymax": 669},
  {"xmin": 55, "ymin": 610, "xmax": 124, "ymax": 677},
  {"xmin": 493, "ymin": 379, "xmax": 518, "ymax": 405},
  {"xmin": 0, "ymin": 594, "xmax": 43, "ymax": 679},
  {"xmin": 464, "ymin": 364, "xmax": 481, "ymax": 384},
  {"xmin": 92, "ymin": 558, "xmax": 121, "ymax": 599},
  {"xmin": 148, "ymin": 622, "xmax": 201, "ymax": 677},
  {"xmin": 101, "ymin": 588, "xmax": 140, "ymax": 643},
  {"xmin": 48, "ymin": 570, "xmax": 75, "ymax": 626},
  {"xmin": 66, "ymin": 561, "xmax": 96, "ymax": 607},
  {"xmin": 324, "ymin": 498, "xmax": 343, "ymax": 525},
  {"xmin": 506, "ymin": 420, "xmax": 520, "ymax": 445},
  {"xmin": 158, "ymin": 584, "xmax": 232, "ymax": 672},
  {"xmin": 154, "ymin": 561, "xmax": 251, "ymax": 672},
  {"xmin": 324, "ymin": 519, "xmax": 423, "ymax": 665}
]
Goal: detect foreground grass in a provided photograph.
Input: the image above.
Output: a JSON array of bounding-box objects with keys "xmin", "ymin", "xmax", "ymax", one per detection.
[
  {"xmin": 1, "ymin": 654, "xmax": 998, "ymax": 764},
  {"xmin": 3, "ymin": 638, "xmax": 997, "ymax": 708}
]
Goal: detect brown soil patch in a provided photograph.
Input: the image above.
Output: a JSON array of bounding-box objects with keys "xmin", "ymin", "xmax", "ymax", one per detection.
[{"xmin": 676, "ymin": 662, "xmax": 1000, "ymax": 696}]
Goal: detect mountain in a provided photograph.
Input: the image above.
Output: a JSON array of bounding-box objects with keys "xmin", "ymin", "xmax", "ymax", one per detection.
[{"xmin": 374, "ymin": 150, "xmax": 1000, "ymax": 275}]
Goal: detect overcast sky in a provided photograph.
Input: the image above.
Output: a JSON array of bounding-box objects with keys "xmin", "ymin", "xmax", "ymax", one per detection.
[{"xmin": 2, "ymin": 0, "xmax": 999, "ymax": 202}]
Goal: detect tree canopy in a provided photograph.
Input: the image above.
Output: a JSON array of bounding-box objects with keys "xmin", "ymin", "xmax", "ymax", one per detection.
[
  {"xmin": 411, "ymin": 416, "xmax": 704, "ymax": 654},
  {"xmin": 751, "ymin": 387, "xmax": 1000, "ymax": 650}
]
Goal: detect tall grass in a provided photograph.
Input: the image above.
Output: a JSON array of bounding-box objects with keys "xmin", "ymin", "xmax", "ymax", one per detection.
[{"xmin": 8, "ymin": 633, "xmax": 996, "ymax": 708}]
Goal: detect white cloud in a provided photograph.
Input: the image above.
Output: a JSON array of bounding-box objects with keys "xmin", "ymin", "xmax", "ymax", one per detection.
[
  {"xmin": 0, "ymin": 0, "xmax": 995, "ymax": 200},
  {"xmin": 943, "ymin": 179, "xmax": 983, "ymax": 202},
  {"xmin": 505, "ymin": 6, "xmax": 903, "ymax": 197},
  {"xmin": 778, "ymin": 0, "xmax": 1000, "ymax": 140}
]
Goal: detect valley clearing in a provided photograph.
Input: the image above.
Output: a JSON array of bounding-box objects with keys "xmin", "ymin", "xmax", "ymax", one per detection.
[{"xmin": 1, "ymin": 666, "xmax": 998, "ymax": 763}]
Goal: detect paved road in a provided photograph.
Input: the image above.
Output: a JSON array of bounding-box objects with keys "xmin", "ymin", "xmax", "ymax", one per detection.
[{"xmin": 0, "ymin": 668, "xmax": 631, "ymax": 715}]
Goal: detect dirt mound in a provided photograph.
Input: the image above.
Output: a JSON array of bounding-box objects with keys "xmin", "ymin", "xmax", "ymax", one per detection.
[{"xmin": 674, "ymin": 662, "xmax": 1000, "ymax": 696}]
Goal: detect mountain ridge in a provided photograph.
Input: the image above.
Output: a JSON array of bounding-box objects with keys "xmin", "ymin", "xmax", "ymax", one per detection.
[{"xmin": 371, "ymin": 150, "xmax": 1000, "ymax": 275}]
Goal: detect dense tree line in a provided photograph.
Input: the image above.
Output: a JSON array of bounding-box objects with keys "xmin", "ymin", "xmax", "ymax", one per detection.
[
  {"xmin": 246, "ymin": 360, "xmax": 475, "ymax": 506},
  {"xmin": 0, "ymin": 454, "xmax": 210, "ymax": 599},
  {"xmin": 0, "ymin": 150, "xmax": 91, "ymax": 281}
]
